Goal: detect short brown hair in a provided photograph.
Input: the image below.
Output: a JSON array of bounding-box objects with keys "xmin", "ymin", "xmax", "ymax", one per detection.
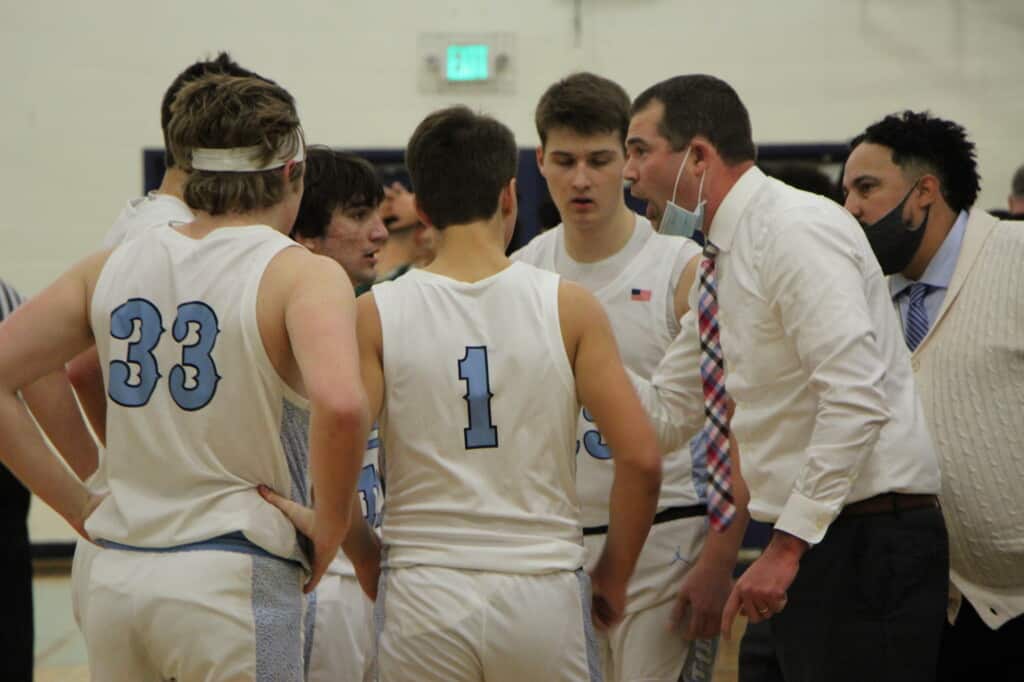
[
  {"xmin": 168, "ymin": 74, "xmax": 303, "ymax": 216},
  {"xmin": 535, "ymin": 72, "xmax": 630, "ymax": 148},
  {"xmin": 405, "ymin": 106, "xmax": 517, "ymax": 229},
  {"xmin": 633, "ymin": 75, "xmax": 756, "ymax": 165}
]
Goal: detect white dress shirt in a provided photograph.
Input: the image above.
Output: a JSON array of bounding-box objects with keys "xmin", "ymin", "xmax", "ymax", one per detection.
[{"xmin": 634, "ymin": 167, "xmax": 940, "ymax": 545}]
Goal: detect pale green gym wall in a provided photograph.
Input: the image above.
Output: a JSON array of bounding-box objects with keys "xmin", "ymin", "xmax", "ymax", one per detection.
[{"xmin": 2, "ymin": 0, "xmax": 1021, "ymax": 540}]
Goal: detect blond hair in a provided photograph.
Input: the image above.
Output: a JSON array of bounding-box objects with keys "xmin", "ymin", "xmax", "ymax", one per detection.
[{"xmin": 168, "ymin": 74, "xmax": 303, "ymax": 215}]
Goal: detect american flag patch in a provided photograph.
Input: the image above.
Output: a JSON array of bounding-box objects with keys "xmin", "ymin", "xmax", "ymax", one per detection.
[{"xmin": 631, "ymin": 288, "xmax": 652, "ymax": 301}]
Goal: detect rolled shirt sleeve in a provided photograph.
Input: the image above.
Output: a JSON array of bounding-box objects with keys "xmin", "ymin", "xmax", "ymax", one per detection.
[{"xmin": 761, "ymin": 212, "xmax": 891, "ymax": 544}]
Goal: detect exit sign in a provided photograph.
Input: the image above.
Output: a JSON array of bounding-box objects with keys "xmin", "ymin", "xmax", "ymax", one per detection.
[{"xmin": 446, "ymin": 44, "xmax": 489, "ymax": 82}]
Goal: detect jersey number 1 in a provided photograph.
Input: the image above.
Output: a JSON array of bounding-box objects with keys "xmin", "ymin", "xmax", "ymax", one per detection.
[{"xmin": 458, "ymin": 346, "xmax": 498, "ymax": 449}]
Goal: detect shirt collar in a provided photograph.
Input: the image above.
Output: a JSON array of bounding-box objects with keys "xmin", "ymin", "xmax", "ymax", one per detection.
[
  {"xmin": 705, "ymin": 165, "xmax": 766, "ymax": 253},
  {"xmin": 890, "ymin": 210, "xmax": 968, "ymax": 299}
]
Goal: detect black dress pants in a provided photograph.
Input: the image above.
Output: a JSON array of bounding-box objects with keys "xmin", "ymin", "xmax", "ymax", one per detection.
[
  {"xmin": 936, "ymin": 597, "xmax": 1024, "ymax": 681},
  {"xmin": 745, "ymin": 505, "xmax": 948, "ymax": 682},
  {"xmin": 0, "ymin": 467, "xmax": 33, "ymax": 682}
]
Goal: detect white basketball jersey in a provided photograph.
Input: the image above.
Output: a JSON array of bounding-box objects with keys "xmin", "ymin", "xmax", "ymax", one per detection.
[
  {"xmin": 514, "ymin": 216, "xmax": 704, "ymax": 526},
  {"xmin": 373, "ymin": 263, "xmax": 584, "ymax": 573},
  {"xmin": 102, "ymin": 192, "xmax": 194, "ymax": 248},
  {"xmin": 86, "ymin": 224, "xmax": 310, "ymax": 564}
]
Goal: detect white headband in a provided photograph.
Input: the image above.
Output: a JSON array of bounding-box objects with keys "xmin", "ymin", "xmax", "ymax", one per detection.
[{"xmin": 191, "ymin": 129, "xmax": 305, "ymax": 172}]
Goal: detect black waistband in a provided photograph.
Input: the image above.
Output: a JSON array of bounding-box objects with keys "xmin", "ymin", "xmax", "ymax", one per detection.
[{"xmin": 582, "ymin": 503, "xmax": 707, "ymax": 537}]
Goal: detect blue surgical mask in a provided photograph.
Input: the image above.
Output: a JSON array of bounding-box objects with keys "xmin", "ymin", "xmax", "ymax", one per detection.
[{"xmin": 658, "ymin": 146, "xmax": 706, "ymax": 239}]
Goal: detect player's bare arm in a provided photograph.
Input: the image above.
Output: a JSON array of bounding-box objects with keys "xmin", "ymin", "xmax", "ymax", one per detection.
[
  {"xmin": 21, "ymin": 366, "xmax": 99, "ymax": 480},
  {"xmin": 67, "ymin": 347, "xmax": 108, "ymax": 445},
  {"xmin": 560, "ymin": 279, "xmax": 662, "ymax": 629},
  {"xmin": 274, "ymin": 248, "xmax": 371, "ymax": 592},
  {"xmin": 0, "ymin": 250, "xmax": 110, "ymax": 537}
]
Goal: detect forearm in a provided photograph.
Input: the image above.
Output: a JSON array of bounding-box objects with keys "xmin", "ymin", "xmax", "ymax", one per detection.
[
  {"xmin": 628, "ymin": 369, "xmax": 704, "ymax": 454},
  {"xmin": 603, "ymin": 462, "xmax": 662, "ymax": 582},
  {"xmin": 0, "ymin": 390, "xmax": 90, "ymax": 525},
  {"xmin": 341, "ymin": 496, "xmax": 381, "ymax": 568},
  {"xmin": 67, "ymin": 347, "xmax": 107, "ymax": 445},
  {"xmin": 308, "ymin": 400, "xmax": 371, "ymax": 544},
  {"xmin": 776, "ymin": 373, "xmax": 889, "ymax": 544},
  {"xmin": 22, "ymin": 368, "xmax": 99, "ymax": 480}
]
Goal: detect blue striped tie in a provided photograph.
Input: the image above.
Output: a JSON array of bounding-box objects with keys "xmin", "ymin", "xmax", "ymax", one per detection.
[{"xmin": 905, "ymin": 283, "xmax": 931, "ymax": 351}]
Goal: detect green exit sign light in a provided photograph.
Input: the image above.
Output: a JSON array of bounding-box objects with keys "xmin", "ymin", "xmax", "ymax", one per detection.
[{"xmin": 446, "ymin": 44, "xmax": 489, "ymax": 82}]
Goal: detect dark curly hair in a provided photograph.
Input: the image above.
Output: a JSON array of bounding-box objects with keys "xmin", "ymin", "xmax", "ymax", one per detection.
[
  {"xmin": 292, "ymin": 147, "xmax": 384, "ymax": 240},
  {"xmin": 850, "ymin": 111, "xmax": 980, "ymax": 213}
]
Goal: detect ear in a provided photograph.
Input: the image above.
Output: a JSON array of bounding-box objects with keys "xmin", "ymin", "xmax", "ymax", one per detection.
[
  {"xmin": 413, "ymin": 194, "xmax": 433, "ymax": 228},
  {"xmin": 690, "ymin": 137, "xmax": 714, "ymax": 171},
  {"xmin": 501, "ymin": 178, "xmax": 518, "ymax": 216},
  {"xmin": 535, "ymin": 146, "xmax": 546, "ymax": 178},
  {"xmin": 917, "ymin": 174, "xmax": 942, "ymax": 208}
]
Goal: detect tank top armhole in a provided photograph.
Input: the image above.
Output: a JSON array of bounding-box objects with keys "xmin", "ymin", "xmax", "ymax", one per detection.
[
  {"xmin": 664, "ymin": 237, "xmax": 702, "ymax": 338},
  {"xmin": 545, "ymin": 272, "xmax": 578, "ymax": 398},
  {"xmin": 240, "ymin": 238, "xmax": 309, "ymax": 410}
]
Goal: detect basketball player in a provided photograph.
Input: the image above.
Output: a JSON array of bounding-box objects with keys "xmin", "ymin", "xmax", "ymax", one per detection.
[
  {"xmin": 263, "ymin": 105, "xmax": 663, "ymax": 682},
  {"xmin": 513, "ymin": 72, "xmax": 748, "ymax": 681},
  {"xmin": 290, "ymin": 146, "xmax": 388, "ymax": 682},
  {"xmin": 64, "ymin": 51, "xmax": 275, "ymax": 634},
  {"xmin": 68, "ymin": 52, "xmax": 271, "ymax": 443},
  {"xmin": 0, "ymin": 73, "xmax": 369, "ymax": 681}
]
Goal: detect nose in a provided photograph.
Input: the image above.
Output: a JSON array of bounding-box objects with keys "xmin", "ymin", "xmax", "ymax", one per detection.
[
  {"xmin": 623, "ymin": 155, "xmax": 638, "ymax": 183},
  {"xmin": 843, "ymin": 193, "xmax": 861, "ymax": 220},
  {"xmin": 370, "ymin": 215, "xmax": 389, "ymax": 243},
  {"xmin": 570, "ymin": 161, "xmax": 590, "ymax": 190}
]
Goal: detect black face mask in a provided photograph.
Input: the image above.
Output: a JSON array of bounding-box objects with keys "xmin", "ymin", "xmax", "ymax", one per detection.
[{"xmin": 860, "ymin": 182, "xmax": 929, "ymax": 275}]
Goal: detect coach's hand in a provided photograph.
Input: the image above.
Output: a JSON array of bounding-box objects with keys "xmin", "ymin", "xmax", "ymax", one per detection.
[
  {"xmin": 721, "ymin": 531, "xmax": 804, "ymax": 638},
  {"xmin": 671, "ymin": 554, "xmax": 733, "ymax": 640}
]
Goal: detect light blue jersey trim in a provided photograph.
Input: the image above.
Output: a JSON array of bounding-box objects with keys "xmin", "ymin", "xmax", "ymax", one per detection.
[
  {"xmin": 303, "ymin": 589, "xmax": 318, "ymax": 680},
  {"xmin": 97, "ymin": 531, "xmax": 301, "ymax": 567},
  {"xmin": 575, "ymin": 569, "xmax": 603, "ymax": 682},
  {"xmin": 370, "ymin": 560, "xmax": 390, "ymax": 682},
  {"xmin": 252, "ymin": 553, "xmax": 304, "ymax": 681},
  {"xmin": 679, "ymin": 636, "xmax": 718, "ymax": 682},
  {"xmin": 280, "ymin": 398, "xmax": 311, "ymax": 506}
]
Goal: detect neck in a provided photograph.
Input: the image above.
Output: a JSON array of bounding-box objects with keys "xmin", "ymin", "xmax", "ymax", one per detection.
[
  {"xmin": 702, "ymin": 160, "xmax": 755, "ymax": 243},
  {"xmin": 183, "ymin": 204, "xmax": 292, "ymax": 238},
  {"xmin": 424, "ymin": 218, "xmax": 509, "ymax": 282},
  {"xmin": 157, "ymin": 167, "xmax": 188, "ymax": 200},
  {"xmin": 902, "ymin": 203, "xmax": 959, "ymax": 281},
  {"xmin": 562, "ymin": 202, "xmax": 636, "ymax": 263},
  {"xmin": 376, "ymin": 231, "xmax": 417, "ymax": 275}
]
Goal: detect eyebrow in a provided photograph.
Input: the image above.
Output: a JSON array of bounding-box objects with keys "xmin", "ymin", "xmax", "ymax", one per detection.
[
  {"xmin": 846, "ymin": 174, "xmax": 879, "ymax": 186},
  {"xmin": 625, "ymin": 136, "xmax": 648, "ymax": 147}
]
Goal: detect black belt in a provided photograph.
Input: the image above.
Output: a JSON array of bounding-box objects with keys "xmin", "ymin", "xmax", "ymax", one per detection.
[
  {"xmin": 837, "ymin": 492, "xmax": 938, "ymax": 520},
  {"xmin": 582, "ymin": 503, "xmax": 706, "ymax": 536}
]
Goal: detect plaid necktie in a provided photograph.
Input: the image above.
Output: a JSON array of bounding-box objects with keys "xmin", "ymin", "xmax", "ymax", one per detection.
[
  {"xmin": 696, "ymin": 241, "xmax": 735, "ymax": 531},
  {"xmin": 904, "ymin": 283, "xmax": 931, "ymax": 352}
]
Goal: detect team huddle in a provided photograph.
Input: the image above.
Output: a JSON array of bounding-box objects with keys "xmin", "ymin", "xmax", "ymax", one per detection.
[{"xmin": 1, "ymin": 48, "xmax": 1004, "ymax": 682}]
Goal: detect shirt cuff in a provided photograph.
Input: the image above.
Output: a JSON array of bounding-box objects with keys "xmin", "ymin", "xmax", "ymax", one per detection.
[{"xmin": 773, "ymin": 491, "xmax": 840, "ymax": 546}]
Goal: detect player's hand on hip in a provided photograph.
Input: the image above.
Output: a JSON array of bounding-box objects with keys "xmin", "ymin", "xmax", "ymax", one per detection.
[
  {"xmin": 259, "ymin": 485, "xmax": 315, "ymax": 537},
  {"xmin": 721, "ymin": 532, "xmax": 804, "ymax": 637},
  {"xmin": 258, "ymin": 485, "xmax": 331, "ymax": 592},
  {"xmin": 589, "ymin": 559, "xmax": 628, "ymax": 631},
  {"xmin": 69, "ymin": 492, "xmax": 106, "ymax": 542},
  {"xmin": 353, "ymin": 554, "xmax": 382, "ymax": 602},
  {"xmin": 671, "ymin": 555, "xmax": 733, "ymax": 640}
]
